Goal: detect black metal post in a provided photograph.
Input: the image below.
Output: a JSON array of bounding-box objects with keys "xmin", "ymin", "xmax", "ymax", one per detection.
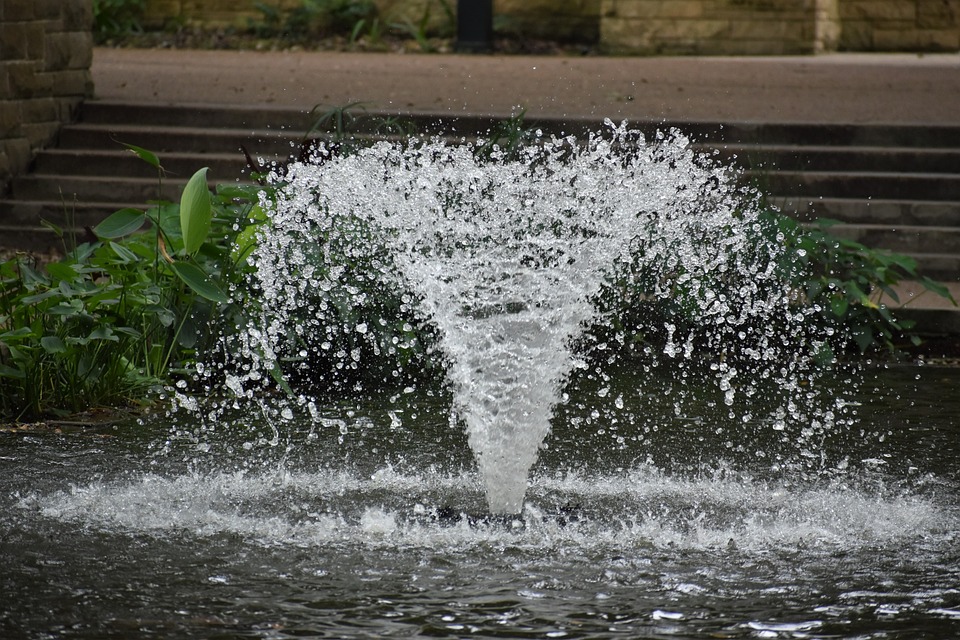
[{"xmin": 456, "ymin": 0, "xmax": 493, "ymax": 52}]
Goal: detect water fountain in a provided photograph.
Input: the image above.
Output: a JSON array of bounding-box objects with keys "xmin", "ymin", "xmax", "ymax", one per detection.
[
  {"xmin": 203, "ymin": 123, "xmax": 830, "ymax": 515},
  {"xmin": 2, "ymin": 123, "xmax": 958, "ymax": 638}
]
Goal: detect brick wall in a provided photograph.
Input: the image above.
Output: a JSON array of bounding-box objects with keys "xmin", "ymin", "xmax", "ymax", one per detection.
[
  {"xmin": 600, "ymin": 0, "xmax": 958, "ymax": 54},
  {"xmin": 599, "ymin": 0, "xmax": 826, "ymax": 55},
  {"xmin": 143, "ymin": 0, "xmax": 302, "ymax": 29},
  {"xmin": 0, "ymin": 0, "xmax": 93, "ymax": 195},
  {"xmin": 840, "ymin": 0, "xmax": 960, "ymax": 51}
]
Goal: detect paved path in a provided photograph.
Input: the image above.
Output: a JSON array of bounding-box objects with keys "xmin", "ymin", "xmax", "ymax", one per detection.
[{"xmin": 92, "ymin": 48, "xmax": 960, "ymax": 125}]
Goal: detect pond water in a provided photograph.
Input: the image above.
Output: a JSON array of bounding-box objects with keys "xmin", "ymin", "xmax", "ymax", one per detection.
[{"xmin": 2, "ymin": 363, "xmax": 958, "ymax": 639}]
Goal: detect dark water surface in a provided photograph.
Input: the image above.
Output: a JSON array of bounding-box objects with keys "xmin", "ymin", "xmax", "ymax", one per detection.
[{"xmin": 2, "ymin": 364, "xmax": 959, "ymax": 639}]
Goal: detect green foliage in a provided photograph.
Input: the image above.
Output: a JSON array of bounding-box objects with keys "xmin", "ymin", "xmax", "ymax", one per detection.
[
  {"xmin": 769, "ymin": 213, "xmax": 954, "ymax": 353},
  {"xmin": 93, "ymin": 0, "xmax": 147, "ymax": 42},
  {"xmin": 251, "ymin": 0, "xmax": 378, "ymax": 39},
  {"xmin": 249, "ymin": 0, "xmax": 453, "ymax": 49},
  {"xmin": 473, "ymin": 109, "xmax": 540, "ymax": 162},
  {"xmin": 180, "ymin": 167, "xmax": 213, "ymax": 256},
  {"xmin": 0, "ymin": 152, "xmax": 263, "ymax": 421},
  {"xmin": 389, "ymin": 0, "xmax": 455, "ymax": 51}
]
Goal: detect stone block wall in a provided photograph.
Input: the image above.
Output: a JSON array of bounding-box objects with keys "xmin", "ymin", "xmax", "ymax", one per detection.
[
  {"xmin": 599, "ymin": 0, "xmax": 827, "ymax": 55},
  {"xmin": 600, "ymin": 0, "xmax": 958, "ymax": 54},
  {"xmin": 839, "ymin": 0, "xmax": 960, "ymax": 51},
  {"xmin": 0, "ymin": 0, "xmax": 93, "ymax": 195},
  {"xmin": 143, "ymin": 0, "xmax": 301, "ymax": 29}
]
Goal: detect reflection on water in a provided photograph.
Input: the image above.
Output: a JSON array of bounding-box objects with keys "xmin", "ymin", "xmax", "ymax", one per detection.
[{"xmin": 2, "ymin": 364, "xmax": 959, "ymax": 639}]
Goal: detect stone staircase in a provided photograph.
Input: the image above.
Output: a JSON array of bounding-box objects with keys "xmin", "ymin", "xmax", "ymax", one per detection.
[{"xmin": 3, "ymin": 101, "xmax": 960, "ymax": 288}]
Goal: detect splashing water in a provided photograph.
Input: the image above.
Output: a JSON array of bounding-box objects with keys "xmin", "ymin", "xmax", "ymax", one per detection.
[
  {"xmin": 7, "ymin": 124, "xmax": 960, "ymax": 640},
  {"xmin": 194, "ymin": 123, "xmax": 828, "ymax": 514}
]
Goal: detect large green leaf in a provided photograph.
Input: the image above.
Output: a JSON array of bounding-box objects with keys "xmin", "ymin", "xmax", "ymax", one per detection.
[
  {"xmin": 109, "ymin": 241, "xmax": 139, "ymax": 264},
  {"xmin": 0, "ymin": 327, "xmax": 36, "ymax": 341},
  {"xmin": 231, "ymin": 204, "xmax": 267, "ymax": 264},
  {"xmin": 122, "ymin": 143, "xmax": 163, "ymax": 170},
  {"xmin": 170, "ymin": 261, "xmax": 228, "ymax": 304},
  {"xmin": 45, "ymin": 261, "xmax": 78, "ymax": 282},
  {"xmin": 40, "ymin": 336, "xmax": 66, "ymax": 354},
  {"xmin": 47, "ymin": 299, "xmax": 84, "ymax": 316},
  {"xmin": 94, "ymin": 208, "xmax": 147, "ymax": 239},
  {"xmin": 0, "ymin": 364, "xmax": 26, "ymax": 380},
  {"xmin": 180, "ymin": 167, "xmax": 212, "ymax": 255}
]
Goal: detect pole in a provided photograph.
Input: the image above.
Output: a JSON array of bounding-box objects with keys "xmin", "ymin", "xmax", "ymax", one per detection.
[{"xmin": 456, "ymin": 0, "xmax": 493, "ymax": 52}]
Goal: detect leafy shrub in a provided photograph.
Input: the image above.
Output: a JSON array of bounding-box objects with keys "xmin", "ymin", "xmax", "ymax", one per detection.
[
  {"xmin": 93, "ymin": 0, "xmax": 147, "ymax": 42},
  {"xmin": 766, "ymin": 213, "xmax": 953, "ymax": 353},
  {"xmin": 252, "ymin": 0, "xmax": 378, "ymax": 39},
  {"xmin": 0, "ymin": 155, "xmax": 262, "ymax": 421}
]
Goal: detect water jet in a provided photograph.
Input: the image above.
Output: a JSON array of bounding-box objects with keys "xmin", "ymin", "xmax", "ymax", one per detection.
[
  {"xmin": 213, "ymin": 123, "xmax": 832, "ymax": 515},
  {"xmin": 3, "ymin": 124, "xmax": 959, "ymax": 639}
]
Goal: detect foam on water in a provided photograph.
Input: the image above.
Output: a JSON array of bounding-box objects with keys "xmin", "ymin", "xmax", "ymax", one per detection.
[{"xmin": 22, "ymin": 464, "xmax": 951, "ymax": 552}]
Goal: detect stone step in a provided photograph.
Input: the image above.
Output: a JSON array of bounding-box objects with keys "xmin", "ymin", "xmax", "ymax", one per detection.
[
  {"xmin": 828, "ymin": 223, "xmax": 960, "ymax": 258},
  {"xmin": 78, "ymin": 100, "xmax": 593, "ymax": 139},
  {"xmin": 80, "ymin": 100, "xmax": 313, "ymax": 131},
  {"xmin": 32, "ymin": 148, "xmax": 255, "ymax": 180},
  {"xmin": 79, "ymin": 101, "xmax": 960, "ymax": 149},
  {"xmin": 711, "ymin": 145, "xmax": 960, "ymax": 174},
  {"xmin": 900, "ymin": 254, "xmax": 960, "ymax": 282},
  {"xmin": 776, "ymin": 197, "xmax": 960, "ymax": 226},
  {"xmin": 0, "ymin": 225, "xmax": 78, "ymax": 254},
  {"xmin": 0, "ymin": 199, "xmax": 144, "ymax": 229},
  {"xmin": 10, "ymin": 174, "xmax": 190, "ymax": 204},
  {"xmin": 57, "ymin": 123, "xmax": 305, "ymax": 157},
  {"xmin": 752, "ymin": 171, "xmax": 960, "ymax": 202},
  {"xmin": 691, "ymin": 122, "xmax": 960, "ymax": 149}
]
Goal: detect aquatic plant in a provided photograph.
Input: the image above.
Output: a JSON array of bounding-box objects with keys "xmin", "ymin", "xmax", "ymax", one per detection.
[{"xmin": 0, "ymin": 156, "xmax": 260, "ymax": 421}]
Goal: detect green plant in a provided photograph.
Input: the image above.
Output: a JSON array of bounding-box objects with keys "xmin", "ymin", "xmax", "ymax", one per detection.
[
  {"xmin": 349, "ymin": 16, "xmax": 383, "ymax": 46},
  {"xmin": 388, "ymin": 0, "xmax": 454, "ymax": 51},
  {"xmin": 93, "ymin": 0, "xmax": 147, "ymax": 42},
  {"xmin": 473, "ymin": 109, "xmax": 540, "ymax": 162},
  {"xmin": 250, "ymin": 0, "xmax": 378, "ymax": 39},
  {"xmin": 0, "ymin": 149, "xmax": 264, "ymax": 421},
  {"xmin": 769, "ymin": 213, "xmax": 953, "ymax": 353}
]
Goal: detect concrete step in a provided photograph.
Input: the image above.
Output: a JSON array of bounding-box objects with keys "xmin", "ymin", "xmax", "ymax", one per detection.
[
  {"xmin": 776, "ymin": 197, "xmax": 960, "ymax": 226},
  {"xmin": 828, "ymin": 223, "xmax": 960, "ymax": 258},
  {"xmin": 753, "ymin": 171, "xmax": 960, "ymax": 201},
  {"xmin": 900, "ymin": 253, "xmax": 960, "ymax": 282},
  {"xmin": 80, "ymin": 100, "xmax": 313, "ymax": 131},
  {"xmin": 695, "ymin": 122, "xmax": 960, "ymax": 149},
  {"xmin": 712, "ymin": 145, "xmax": 960, "ymax": 174},
  {"xmin": 32, "ymin": 148, "xmax": 255, "ymax": 180},
  {"xmin": 78, "ymin": 100, "xmax": 593, "ymax": 139},
  {"xmin": 0, "ymin": 199, "xmax": 144, "ymax": 229},
  {"xmin": 57, "ymin": 123, "xmax": 305, "ymax": 156},
  {"xmin": 79, "ymin": 102, "xmax": 960, "ymax": 148},
  {"xmin": 10, "ymin": 174, "xmax": 189, "ymax": 204},
  {"xmin": 0, "ymin": 225, "xmax": 77, "ymax": 254}
]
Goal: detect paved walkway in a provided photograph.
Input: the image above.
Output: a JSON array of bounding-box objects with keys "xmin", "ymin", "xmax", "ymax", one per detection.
[{"xmin": 92, "ymin": 47, "xmax": 960, "ymax": 125}]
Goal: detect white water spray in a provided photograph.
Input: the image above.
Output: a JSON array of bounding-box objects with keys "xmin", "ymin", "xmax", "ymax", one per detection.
[{"xmin": 212, "ymin": 123, "xmax": 824, "ymax": 514}]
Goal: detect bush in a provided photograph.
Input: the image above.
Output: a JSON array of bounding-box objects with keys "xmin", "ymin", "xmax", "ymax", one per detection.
[
  {"xmin": 0, "ymin": 158, "xmax": 262, "ymax": 421},
  {"xmin": 93, "ymin": 0, "xmax": 147, "ymax": 42}
]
